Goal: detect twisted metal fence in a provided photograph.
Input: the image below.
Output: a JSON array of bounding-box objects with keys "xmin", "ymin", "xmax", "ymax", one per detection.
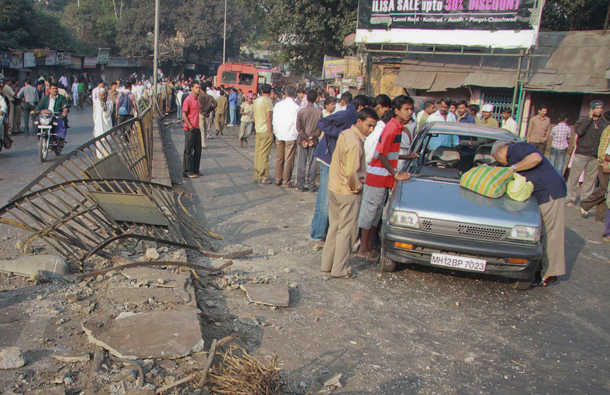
[{"xmin": 0, "ymin": 105, "xmax": 232, "ymax": 270}]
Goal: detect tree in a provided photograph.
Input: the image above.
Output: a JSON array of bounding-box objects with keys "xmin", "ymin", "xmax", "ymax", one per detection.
[
  {"xmin": 0, "ymin": 0, "xmax": 80, "ymax": 50},
  {"xmin": 541, "ymin": 0, "xmax": 608, "ymax": 31},
  {"xmin": 258, "ymin": 0, "xmax": 357, "ymax": 75}
]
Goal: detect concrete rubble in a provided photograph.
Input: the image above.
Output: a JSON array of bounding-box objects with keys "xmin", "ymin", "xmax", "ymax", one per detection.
[
  {"xmin": 0, "ymin": 255, "xmax": 69, "ymax": 279},
  {"xmin": 82, "ymin": 308, "xmax": 205, "ymax": 359},
  {"xmin": 240, "ymin": 283, "xmax": 291, "ymax": 307},
  {"xmin": 0, "ymin": 347, "xmax": 26, "ymax": 370}
]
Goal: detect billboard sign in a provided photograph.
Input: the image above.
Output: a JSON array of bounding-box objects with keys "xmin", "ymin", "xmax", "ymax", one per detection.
[
  {"xmin": 322, "ymin": 56, "xmax": 346, "ymax": 80},
  {"xmin": 84, "ymin": 56, "xmax": 97, "ymax": 68},
  {"xmin": 72, "ymin": 56, "xmax": 83, "ymax": 70},
  {"xmin": 97, "ymin": 48, "xmax": 111, "ymax": 64},
  {"xmin": 23, "ymin": 52, "xmax": 36, "ymax": 68},
  {"xmin": 45, "ymin": 51, "xmax": 57, "ymax": 66},
  {"xmin": 9, "ymin": 54, "xmax": 23, "ymax": 69},
  {"xmin": 356, "ymin": 0, "xmax": 544, "ymax": 48}
]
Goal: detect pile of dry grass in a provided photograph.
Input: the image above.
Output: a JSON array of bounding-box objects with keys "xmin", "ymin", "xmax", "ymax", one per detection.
[{"xmin": 207, "ymin": 345, "xmax": 284, "ymax": 395}]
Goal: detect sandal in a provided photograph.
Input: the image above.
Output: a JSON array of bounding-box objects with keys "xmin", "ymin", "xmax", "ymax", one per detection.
[
  {"xmin": 332, "ymin": 273, "xmax": 357, "ymax": 279},
  {"xmin": 603, "ymin": 237, "xmax": 610, "ymax": 243},
  {"xmin": 566, "ymin": 202, "xmax": 575, "ymax": 207},
  {"xmin": 366, "ymin": 251, "xmax": 380, "ymax": 262},
  {"xmin": 255, "ymin": 179, "xmax": 272, "ymax": 184},
  {"xmin": 282, "ymin": 183, "xmax": 298, "ymax": 189},
  {"xmin": 540, "ymin": 276, "xmax": 558, "ymax": 287}
]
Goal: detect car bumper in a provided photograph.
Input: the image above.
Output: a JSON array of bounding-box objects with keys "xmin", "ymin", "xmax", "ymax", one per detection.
[{"xmin": 381, "ymin": 225, "xmax": 542, "ymax": 280}]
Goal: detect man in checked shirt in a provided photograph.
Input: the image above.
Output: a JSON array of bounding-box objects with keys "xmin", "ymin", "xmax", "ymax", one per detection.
[{"xmin": 548, "ymin": 113, "xmax": 571, "ymax": 176}]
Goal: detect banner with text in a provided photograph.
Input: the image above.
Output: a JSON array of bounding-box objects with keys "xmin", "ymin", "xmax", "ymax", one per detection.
[
  {"xmin": 356, "ymin": 0, "xmax": 544, "ymax": 48},
  {"xmin": 322, "ymin": 56, "xmax": 346, "ymax": 80}
]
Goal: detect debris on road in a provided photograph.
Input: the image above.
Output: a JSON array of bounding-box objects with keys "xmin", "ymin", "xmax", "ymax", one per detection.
[
  {"xmin": 207, "ymin": 345, "xmax": 283, "ymax": 395},
  {"xmin": 240, "ymin": 284, "xmax": 290, "ymax": 307},
  {"xmin": 82, "ymin": 308, "xmax": 205, "ymax": 359},
  {"xmin": 323, "ymin": 373, "xmax": 343, "ymax": 389},
  {"xmin": 0, "ymin": 347, "xmax": 26, "ymax": 370},
  {"xmin": 0, "ymin": 255, "xmax": 69, "ymax": 278}
]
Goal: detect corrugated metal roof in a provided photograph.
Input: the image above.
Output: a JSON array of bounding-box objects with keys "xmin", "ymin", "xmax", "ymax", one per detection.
[
  {"xmin": 392, "ymin": 31, "xmax": 610, "ymax": 94},
  {"xmin": 428, "ymin": 73, "xmax": 466, "ymax": 92},
  {"xmin": 462, "ymin": 72, "xmax": 516, "ymax": 88},
  {"xmin": 394, "ymin": 70, "xmax": 436, "ymax": 90}
]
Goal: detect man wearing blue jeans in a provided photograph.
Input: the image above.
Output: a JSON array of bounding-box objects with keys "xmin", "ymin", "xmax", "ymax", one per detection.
[
  {"xmin": 228, "ymin": 88, "xmax": 238, "ymax": 126},
  {"xmin": 310, "ymin": 93, "xmax": 370, "ymax": 244}
]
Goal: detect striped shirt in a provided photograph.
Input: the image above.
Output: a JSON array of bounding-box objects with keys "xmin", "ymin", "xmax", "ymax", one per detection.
[
  {"xmin": 365, "ymin": 117, "xmax": 403, "ymax": 189},
  {"xmin": 549, "ymin": 122, "xmax": 571, "ymax": 150}
]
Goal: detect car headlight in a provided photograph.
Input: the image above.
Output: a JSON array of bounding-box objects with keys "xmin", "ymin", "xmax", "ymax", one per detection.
[
  {"xmin": 508, "ymin": 225, "xmax": 540, "ymax": 242},
  {"xmin": 389, "ymin": 210, "xmax": 419, "ymax": 229},
  {"xmin": 40, "ymin": 118, "xmax": 51, "ymax": 125}
]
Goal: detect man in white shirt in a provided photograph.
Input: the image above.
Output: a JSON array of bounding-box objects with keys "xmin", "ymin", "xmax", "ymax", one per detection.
[
  {"xmin": 364, "ymin": 94, "xmax": 392, "ymax": 165},
  {"xmin": 71, "ymin": 80, "xmax": 79, "ymax": 107},
  {"xmin": 501, "ymin": 107, "xmax": 518, "ymax": 135},
  {"xmin": 427, "ymin": 97, "xmax": 458, "ymax": 150},
  {"xmin": 334, "ymin": 92, "xmax": 351, "ymax": 112},
  {"xmin": 58, "ymin": 73, "xmax": 68, "ymax": 89},
  {"xmin": 91, "ymin": 80, "xmax": 104, "ymax": 103},
  {"xmin": 272, "ymin": 85, "xmax": 300, "ymax": 187}
]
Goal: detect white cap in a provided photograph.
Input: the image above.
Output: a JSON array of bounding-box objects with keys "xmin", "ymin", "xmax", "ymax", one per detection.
[{"xmin": 482, "ymin": 104, "xmax": 494, "ymax": 112}]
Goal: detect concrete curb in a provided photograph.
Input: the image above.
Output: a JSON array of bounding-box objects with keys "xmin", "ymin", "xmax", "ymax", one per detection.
[{"xmin": 151, "ymin": 117, "xmax": 172, "ymax": 187}]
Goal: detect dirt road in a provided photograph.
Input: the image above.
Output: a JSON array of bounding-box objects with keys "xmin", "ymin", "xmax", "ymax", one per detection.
[{"xmin": 163, "ymin": 122, "xmax": 610, "ymax": 394}]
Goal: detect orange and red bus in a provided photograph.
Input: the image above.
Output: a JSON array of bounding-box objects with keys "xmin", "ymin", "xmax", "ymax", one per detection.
[{"xmin": 216, "ymin": 63, "xmax": 258, "ymax": 93}]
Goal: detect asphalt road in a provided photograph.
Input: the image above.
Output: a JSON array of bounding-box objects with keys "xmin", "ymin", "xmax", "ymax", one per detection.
[{"xmin": 0, "ymin": 105, "xmax": 95, "ymax": 207}]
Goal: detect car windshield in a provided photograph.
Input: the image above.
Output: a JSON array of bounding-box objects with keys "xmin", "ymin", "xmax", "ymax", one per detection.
[{"xmin": 406, "ymin": 133, "xmax": 501, "ymax": 181}]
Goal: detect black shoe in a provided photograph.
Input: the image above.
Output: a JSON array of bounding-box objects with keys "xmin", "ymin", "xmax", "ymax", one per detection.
[
  {"xmin": 309, "ymin": 186, "xmax": 318, "ymax": 192},
  {"xmin": 298, "ymin": 187, "xmax": 307, "ymax": 192}
]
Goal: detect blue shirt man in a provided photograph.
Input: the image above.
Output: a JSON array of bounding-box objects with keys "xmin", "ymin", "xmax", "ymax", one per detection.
[{"xmin": 310, "ymin": 93, "xmax": 361, "ymax": 242}]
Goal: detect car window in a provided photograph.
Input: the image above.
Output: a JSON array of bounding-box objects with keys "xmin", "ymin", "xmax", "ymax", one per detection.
[{"xmin": 408, "ymin": 133, "xmax": 500, "ymax": 179}]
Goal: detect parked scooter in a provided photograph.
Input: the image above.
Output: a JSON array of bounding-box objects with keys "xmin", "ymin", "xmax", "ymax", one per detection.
[{"xmin": 33, "ymin": 108, "xmax": 69, "ymax": 162}]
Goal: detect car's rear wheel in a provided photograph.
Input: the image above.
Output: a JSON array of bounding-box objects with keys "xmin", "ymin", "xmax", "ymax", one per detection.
[{"xmin": 380, "ymin": 247, "xmax": 397, "ymax": 272}]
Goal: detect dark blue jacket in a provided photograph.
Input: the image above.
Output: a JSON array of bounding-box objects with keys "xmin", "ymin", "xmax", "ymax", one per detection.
[
  {"xmin": 313, "ymin": 104, "xmax": 357, "ymax": 165},
  {"xmin": 458, "ymin": 113, "xmax": 476, "ymax": 124}
]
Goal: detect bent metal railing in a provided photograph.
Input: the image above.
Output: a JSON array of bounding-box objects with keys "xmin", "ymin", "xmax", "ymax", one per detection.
[
  {"xmin": 10, "ymin": 107, "xmax": 154, "ymax": 202},
  {"xmin": 0, "ymin": 105, "xmax": 229, "ymax": 270},
  {"xmin": 0, "ymin": 179, "xmax": 222, "ymax": 269}
]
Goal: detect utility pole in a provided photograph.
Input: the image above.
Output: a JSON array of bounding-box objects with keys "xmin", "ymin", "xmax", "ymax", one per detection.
[
  {"xmin": 153, "ymin": 0, "xmax": 160, "ymax": 112},
  {"xmin": 604, "ymin": 2, "xmax": 610, "ymax": 35},
  {"xmin": 223, "ymin": 0, "xmax": 227, "ymax": 64}
]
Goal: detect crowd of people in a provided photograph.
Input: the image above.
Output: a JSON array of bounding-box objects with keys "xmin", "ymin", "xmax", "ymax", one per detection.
[
  {"xmin": 179, "ymin": 82, "xmax": 610, "ymax": 287},
  {"xmin": 4, "ymin": 69, "xmax": 607, "ymax": 288}
]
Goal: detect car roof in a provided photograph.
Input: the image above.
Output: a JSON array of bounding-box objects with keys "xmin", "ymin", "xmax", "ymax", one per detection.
[{"xmin": 425, "ymin": 121, "xmax": 520, "ymax": 141}]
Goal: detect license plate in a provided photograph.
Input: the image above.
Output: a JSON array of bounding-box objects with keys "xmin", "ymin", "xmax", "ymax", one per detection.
[{"xmin": 430, "ymin": 253, "xmax": 486, "ymax": 272}]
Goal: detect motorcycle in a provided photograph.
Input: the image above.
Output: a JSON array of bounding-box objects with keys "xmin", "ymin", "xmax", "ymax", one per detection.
[
  {"xmin": 84, "ymin": 92, "xmax": 93, "ymax": 107},
  {"xmin": 33, "ymin": 108, "xmax": 68, "ymax": 162}
]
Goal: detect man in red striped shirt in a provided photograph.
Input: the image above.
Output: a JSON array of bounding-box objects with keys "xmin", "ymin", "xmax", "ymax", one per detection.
[{"xmin": 357, "ymin": 95, "xmax": 418, "ymax": 260}]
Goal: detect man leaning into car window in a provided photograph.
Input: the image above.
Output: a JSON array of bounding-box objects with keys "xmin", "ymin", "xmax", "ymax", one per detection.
[
  {"xmin": 357, "ymin": 96, "xmax": 419, "ymax": 261},
  {"xmin": 491, "ymin": 140, "xmax": 567, "ymax": 288}
]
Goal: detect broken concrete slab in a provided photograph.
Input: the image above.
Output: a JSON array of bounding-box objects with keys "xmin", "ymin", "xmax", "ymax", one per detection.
[
  {"xmin": 107, "ymin": 287, "xmax": 193, "ymax": 306},
  {"xmin": 120, "ymin": 267, "xmax": 191, "ymax": 289},
  {"xmin": 25, "ymin": 387, "xmax": 65, "ymax": 395},
  {"xmin": 240, "ymin": 284, "xmax": 290, "ymax": 307},
  {"xmin": 0, "ymin": 347, "xmax": 26, "ymax": 369},
  {"xmin": 82, "ymin": 309, "xmax": 204, "ymax": 359},
  {"xmin": 0, "ymin": 255, "xmax": 69, "ymax": 278},
  {"xmin": 324, "ymin": 373, "xmax": 343, "ymax": 388},
  {"xmin": 52, "ymin": 352, "xmax": 91, "ymax": 363}
]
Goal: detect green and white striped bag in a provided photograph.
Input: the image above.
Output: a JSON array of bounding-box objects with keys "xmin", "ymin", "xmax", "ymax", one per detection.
[{"xmin": 460, "ymin": 165, "xmax": 513, "ymax": 198}]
